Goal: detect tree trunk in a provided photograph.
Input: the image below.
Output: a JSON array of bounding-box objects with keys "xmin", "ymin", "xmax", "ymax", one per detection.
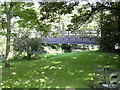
[
  {"xmin": 118, "ymin": 2, "xmax": 120, "ymax": 50},
  {"xmin": 4, "ymin": 2, "xmax": 14, "ymax": 67},
  {"xmin": 99, "ymin": 7, "xmax": 104, "ymax": 51},
  {"xmin": 5, "ymin": 7, "xmax": 11, "ymax": 67},
  {"xmin": 27, "ymin": 53, "xmax": 32, "ymax": 60}
]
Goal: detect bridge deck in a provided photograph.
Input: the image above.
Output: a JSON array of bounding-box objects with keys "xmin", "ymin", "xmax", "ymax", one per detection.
[{"xmin": 40, "ymin": 38, "xmax": 98, "ymax": 45}]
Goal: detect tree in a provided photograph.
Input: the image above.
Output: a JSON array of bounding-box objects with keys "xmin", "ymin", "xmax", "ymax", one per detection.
[
  {"xmin": 3, "ymin": 2, "xmax": 16, "ymax": 67},
  {"xmin": 2, "ymin": 2, "xmax": 51, "ymax": 67},
  {"xmin": 67, "ymin": 2, "xmax": 120, "ymax": 52},
  {"xmin": 98, "ymin": 2, "xmax": 120, "ymax": 52},
  {"xmin": 38, "ymin": 2, "xmax": 79, "ymax": 33}
]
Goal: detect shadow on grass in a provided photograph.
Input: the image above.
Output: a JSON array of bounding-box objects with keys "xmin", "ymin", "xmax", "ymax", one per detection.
[{"xmin": 2, "ymin": 51, "xmax": 120, "ymax": 88}]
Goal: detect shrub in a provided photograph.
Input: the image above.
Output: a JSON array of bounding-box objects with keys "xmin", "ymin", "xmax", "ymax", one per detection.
[{"xmin": 13, "ymin": 35, "xmax": 44, "ymax": 60}]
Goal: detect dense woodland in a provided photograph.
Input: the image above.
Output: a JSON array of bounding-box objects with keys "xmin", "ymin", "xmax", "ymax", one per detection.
[{"xmin": 0, "ymin": 1, "xmax": 120, "ymax": 88}]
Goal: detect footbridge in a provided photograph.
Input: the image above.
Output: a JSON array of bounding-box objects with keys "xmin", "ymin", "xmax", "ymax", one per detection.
[
  {"xmin": 39, "ymin": 30, "xmax": 100, "ymax": 45},
  {"xmin": 40, "ymin": 37, "xmax": 98, "ymax": 45}
]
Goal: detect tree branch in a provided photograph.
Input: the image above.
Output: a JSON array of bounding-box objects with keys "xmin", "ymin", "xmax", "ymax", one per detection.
[
  {"xmin": 8, "ymin": 2, "xmax": 16, "ymax": 14},
  {"xmin": 99, "ymin": 5, "xmax": 120, "ymax": 11},
  {"xmin": 79, "ymin": 3, "xmax": 120, "ymax": 27}
]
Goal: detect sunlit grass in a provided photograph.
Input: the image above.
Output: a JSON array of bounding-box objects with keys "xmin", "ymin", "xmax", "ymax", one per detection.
[
  {"xmin": 2, "ymin": 51, "xmax": 120, "ymax": 88},
  {"xmin": 0, "ymin": 60, "xmax": 2, "ymax": 89}
]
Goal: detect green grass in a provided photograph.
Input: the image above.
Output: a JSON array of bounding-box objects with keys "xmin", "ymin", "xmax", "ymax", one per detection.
[
  {"xmin": 2, "ymin": 51, "xmax": 120, "ymax": 88},
  {"xmin": 0, "ymin": 60, "xmax": 2, "ymax": 89}
]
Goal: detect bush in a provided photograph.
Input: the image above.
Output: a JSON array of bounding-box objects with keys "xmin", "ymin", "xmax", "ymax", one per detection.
[
  {"xmin": 61, "ymin": 44, "xmax": 72, "ymax": 52},
  {"xmin": 13, "ymin": 35, "xmax": 44, "ymax": 60}
]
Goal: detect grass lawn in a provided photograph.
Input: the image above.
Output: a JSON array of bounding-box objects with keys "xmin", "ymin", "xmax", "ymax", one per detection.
[
  {"xmin": 2, "ymin": 51, "xmax": 120, "ymax": 88},
  {"xmin": 0, "ymin": 60, "xmax": 2, "ymax": 89}
]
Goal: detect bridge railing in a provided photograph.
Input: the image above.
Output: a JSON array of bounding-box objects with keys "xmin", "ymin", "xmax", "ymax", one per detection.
[
  {"xmin": 40, "ymin": 37, "xmax": 98, "ymax": 45},
  {"xmin": 45, "ymin": 30, "xmax": 101, "ymax": 38},
  {"xmin": 13, "ymin": 30, "xmax": 100, "ymax": 45}
]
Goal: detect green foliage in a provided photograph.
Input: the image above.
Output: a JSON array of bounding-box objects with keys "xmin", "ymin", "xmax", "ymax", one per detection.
[
  {"xmin": 67, "ymin": 2, "xmax": 120, "ymax": 52},
  {"xmin": 99, "ymin": 2, "xmax": 120, "ymax": 52},
  {"xmin": 0, "ymin": 31, "xmax": 7, "ymax": 36},
  {"xmin": 61, "ymin": 44, "xmax": 72, "ymax": 52},
  {"xmin": 67, "ymin": 4, "xmax": 96, "ymax": 31},
  {"xmin": 11, "ymin": 2, "xmax": 52, "ymax": 37},
  {"xmin": 39, "ymin": 2, "xmax": 78, "ymax": 21},
  {"xmin": 13, "ymin": 34, "xmax": 44, "ymax": 59},
  {"xmin": 46, "ymin": 44, "xmax": 61, "ymax": 50}
]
